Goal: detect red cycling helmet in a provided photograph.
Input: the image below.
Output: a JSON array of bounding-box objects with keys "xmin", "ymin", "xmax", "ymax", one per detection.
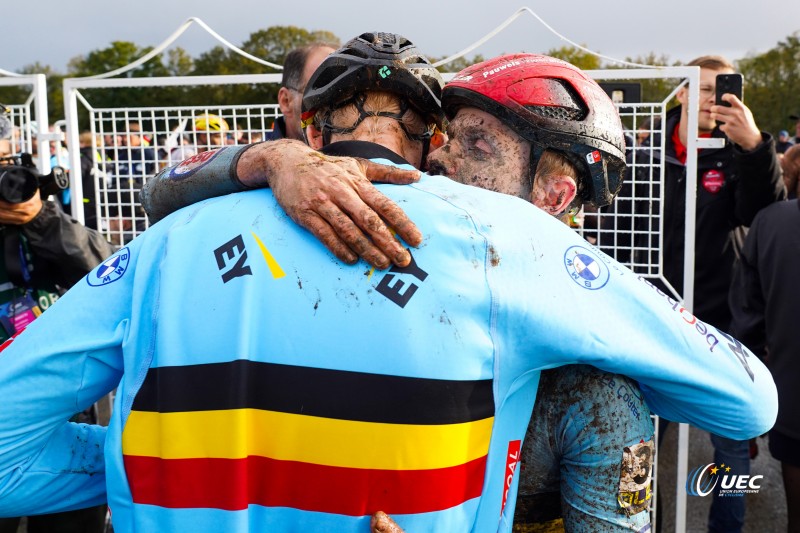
[{"xmin": 442, "ymin": 54, "xmax": 626, "ymax": 207}]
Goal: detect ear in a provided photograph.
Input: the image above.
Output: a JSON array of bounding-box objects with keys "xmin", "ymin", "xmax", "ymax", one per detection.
[
  {"xmin": 306, "ymin": 124, "xmax": 324, "ymax": 150},
  {"xmin": 430, "ymin": 128, "xmax": 447, "ymax": 151},
  {"xmin": 531, "ymin": 174, "xmax": 577, "ymax": 216},
  {"xmin": 277, "ymin": 87, "xmax": 293, "ymax": 117},
  {"xmin": 676, "ymin": 84, "xmax": 688, "ymax": 107}
]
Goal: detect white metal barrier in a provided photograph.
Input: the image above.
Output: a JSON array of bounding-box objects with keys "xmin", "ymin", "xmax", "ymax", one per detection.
[
  {"xmin": 0, "ymin": 73, "xmax": 54, "ymax": 172},
  {"xmin": 587, "ymin": 66, "xmax": 707, "ymax": 533},
  {"xmin": 63, "ymin": 74, "xmax": 282, "ymax": 243}
]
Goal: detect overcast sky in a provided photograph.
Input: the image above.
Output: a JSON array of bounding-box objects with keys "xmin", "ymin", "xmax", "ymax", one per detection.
[{"xmin": 3, "ymin": 1, "xmax": 799, "ymax": 73}]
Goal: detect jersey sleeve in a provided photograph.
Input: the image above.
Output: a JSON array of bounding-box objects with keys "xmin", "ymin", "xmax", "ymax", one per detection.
[
  {"xmin": 491, "ymin": 217, "xmax": 777, "ymax": 441},
  {"xmin": 141, "ymin": 145, "xmax": 250, "ymax": 223},
  {"xmin": 0, "ymin": 238, "xmax": 144, "ymax": 516}
]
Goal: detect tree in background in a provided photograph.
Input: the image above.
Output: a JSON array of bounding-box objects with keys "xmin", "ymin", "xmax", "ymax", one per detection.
[
  {"xmin": 66, "ymin": 41, "xmax": 173, "ymax": 112},
  {"xmin": 432, "ymin": 54, "xmax": 486, "ymax": 75},
  {"xmin": 3, "ymin": 26, "xmax": 800, "ymax": 139},
  {"xmin": 0, "ymin": 62, "xmax": 64, "ymax": 124},
  {"xmin": 166, "ymin": 48, "xmax": 194, "ymax": 77},
  {"xmin": 192, "ymin": 26, "xmax": 340, "ymax": 108},
  {"xmin": 546, "ymin": 44, "xmax": 601, "ymax": 70},
  {"xmin": 12, "ymin": 27, "xmax": 341, "ymax": 131},
  {"xmin": 738, "ymin": 32, "xmax": 800, "ymax": 136}
]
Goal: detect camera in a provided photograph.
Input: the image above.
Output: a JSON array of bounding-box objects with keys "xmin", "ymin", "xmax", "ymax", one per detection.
[{"xmin": 0, "ymin": 153, "xmax": 69, "ymax": 204}]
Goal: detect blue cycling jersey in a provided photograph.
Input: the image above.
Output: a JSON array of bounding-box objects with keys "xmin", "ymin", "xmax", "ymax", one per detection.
[{"xmin": 0, "ymin": 165, "xmax": 777, "ymax": 533}]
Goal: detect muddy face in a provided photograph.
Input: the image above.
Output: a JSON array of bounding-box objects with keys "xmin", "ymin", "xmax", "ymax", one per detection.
[
  {"xmin": 327, "ymin": 92, "xmax": 425, "ymax": 168},
  {"xmin": 426, "ymin": 108, "xmax": 530, "ymax": 197}
]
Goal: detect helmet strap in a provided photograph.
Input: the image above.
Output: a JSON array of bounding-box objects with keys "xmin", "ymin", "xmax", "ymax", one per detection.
[{"xmin": 319, "ymin": 94, "xmax": 435, "ymax": 151}]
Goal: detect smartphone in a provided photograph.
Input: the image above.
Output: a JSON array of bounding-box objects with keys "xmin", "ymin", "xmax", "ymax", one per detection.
[{"xmin": 715, "ymin": 73, "xmax": 743, "ymax": 106}]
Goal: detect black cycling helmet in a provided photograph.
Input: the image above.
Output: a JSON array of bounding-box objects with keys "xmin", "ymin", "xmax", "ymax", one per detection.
[
  {"xmin": 442, "ymin": 54, "xmax": 627, "ymax": 207},
  {"xmin": 302, "ymin": 32, "xmax": 445, "ymax": 139}
]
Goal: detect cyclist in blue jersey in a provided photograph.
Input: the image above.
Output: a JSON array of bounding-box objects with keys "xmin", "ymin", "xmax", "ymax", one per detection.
[
  {"xmin": 143, "ymin": 38, "xmax": 657, "ymax": 532},
  {"xmin": 0, "ymin": 33, "xmax": 777, "ymax": 533}
]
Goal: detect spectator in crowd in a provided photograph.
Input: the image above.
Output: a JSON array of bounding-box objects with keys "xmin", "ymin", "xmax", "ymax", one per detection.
[
  {"xmin": 631, "ymin": 55, "xmax": 784, "ymax": 533},
  {"xmin": 784, "ymin": 145, "xmax": 800, "ymax": 200},
  {"xmin": 193, "ymin": 113, "xmax": 229, "ymax": 151},
  {"xmin": 166, "ymin": 114, "xmax": 230, "ymax": 167},
  {"xmin": 107, "ymin": 121, "xmax": 157, "ymax": 244},
  {"xmin": 0, "ymin": 123, "xmax": 115, "ymax": 533},
  {"xmin": 265, "ymin": 43, "xmax": 336, "ymax": 141},
  {"xmin": 46, "ymin": 124, "xmax": 72, "ymax": 209},
  {"xmin": 239, "ymin": 131, "xmax": 264, "ymax": 144},
  {"xmin": 0, "ymin": 108, "xmax": 12, "ymax": 158},
  {"xmin": 0, "ymin": 35, "xmax": 778, "ymax": 533},
  {"xmin": 729, "ymin": 143, "xmax": 800, "ymax": 533},
  {"xmin": 636, "ymin": 116, "xmax": 661, "ymax": 146},
  {"xmin": 127, "ymin": 122, "xmax": 152, "ymax": 146},
  {"xmin": 77, "ymin": 131, "xmax": 105, "ymax": 230},
  {"xmin": 790, "ymin": 113, "xmax": 800, "ymax": 144},
  {"xmin": 776, "ymin": 129, "xmax": 794, "ymax": 156}
]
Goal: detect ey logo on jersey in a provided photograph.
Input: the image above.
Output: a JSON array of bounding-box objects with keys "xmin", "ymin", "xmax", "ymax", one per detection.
[
  {"xmin": 87, "ymin": 248, "xmax": 130, "ymax": 287},
  {"xmin": 563, "ymin": 245, "xmax": 610, "ymax": 290}
]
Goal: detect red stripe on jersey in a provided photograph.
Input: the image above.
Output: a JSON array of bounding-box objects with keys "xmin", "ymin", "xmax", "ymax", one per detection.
[{"xmin": 124, "ymin": 453, "xmax": 486, "ymax": 516}]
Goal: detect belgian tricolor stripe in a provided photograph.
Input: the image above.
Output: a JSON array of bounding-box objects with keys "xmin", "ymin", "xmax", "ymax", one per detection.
[
  {"xmin": 123, "ymin": 360, "xmax": 494, "ymax": 516},
  {"xmin": 123, "ymin": 455, "xmax": 488, "ymax": 515},
  {"xmin": 130, "ymin": 359, "xmax": 494, "ymax": 424},
  {"xmin": 123, "ymin": 409, "xmax": 492, "ymax": 469}
]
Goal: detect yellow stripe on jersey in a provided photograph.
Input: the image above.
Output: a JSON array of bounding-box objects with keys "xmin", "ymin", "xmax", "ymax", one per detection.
[
  {"xmin": 251, "ymin": 231, "xmax": 285, "ymax": 279},
  {"xmin": 123, "ymin": 408, "xmax": 493, "ymax": 470}
]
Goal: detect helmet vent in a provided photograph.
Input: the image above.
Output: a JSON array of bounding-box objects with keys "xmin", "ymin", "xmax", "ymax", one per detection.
[
  {"xmin": 526, "ymin": 105, "xmax": 584, "ymax": 121},
  {"xmin": 340, "ymin": 48, "xmax": 369, "ymax": 59},
  {"xmin": 310, "ymin": 65, "xmax": 348, "ymax": 91}
]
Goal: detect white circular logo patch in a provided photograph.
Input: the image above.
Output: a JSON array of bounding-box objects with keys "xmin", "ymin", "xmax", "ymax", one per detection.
[
  {"xmin": 563, "ymin": 245, "xmax": 610, "ymax": 290},
  {"xmin": 87, "ymin": 247, "xmax": 130, "ymax": 287}
]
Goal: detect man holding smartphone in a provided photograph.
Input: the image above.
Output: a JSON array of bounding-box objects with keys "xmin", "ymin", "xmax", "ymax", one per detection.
[{"xmin": 633, "ymin": 54, "xmax": 785, "ymax": 533}]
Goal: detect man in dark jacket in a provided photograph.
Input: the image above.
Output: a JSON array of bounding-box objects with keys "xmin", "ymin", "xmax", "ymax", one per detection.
[
  {"xmin": 637, "ymin": 55, "xmax": 784, "ymax": 533},
  {"xmin": 776, "ymin": 130, "xmax": 794, "ymax": 156},
  {"xmin": 264, "ymin": 43, "xmax": 335, "ymax": 142},
  {"xmin": 0, "ymin": 158, "xmax": 116, "ymax": 531},
  {"xmin": 658, "ymin": 56, "xmax": 784, "ymax": 330},
  {"xmin": 790, "ymin": 113, "xmax": 800, "ymax": 145},
  {"xmin": 730, "ymin": 145, "xmax": 800, "ymax": 533}
]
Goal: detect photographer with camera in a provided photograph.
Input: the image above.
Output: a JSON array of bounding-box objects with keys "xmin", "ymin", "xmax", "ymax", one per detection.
[{"xmin": 0, "ymin": 113, "xmax": 115, "ymax": 532}]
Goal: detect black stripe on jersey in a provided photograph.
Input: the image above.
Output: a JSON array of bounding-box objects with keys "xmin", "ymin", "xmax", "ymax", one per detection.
[{"xmin": 131, "ymin": 359, "xmax": 494, "ymax": 425}]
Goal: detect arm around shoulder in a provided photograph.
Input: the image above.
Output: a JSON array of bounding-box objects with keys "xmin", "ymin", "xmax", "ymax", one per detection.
[
  {"xmin": 140, "ymin": 141, "xmax": 304, "ymax": 223},
  {"xmin": 142, "ymin": 144, "xmax": 255, "ymax": 223}
]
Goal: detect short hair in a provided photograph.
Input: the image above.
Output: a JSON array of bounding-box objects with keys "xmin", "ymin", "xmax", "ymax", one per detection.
[
  {"xmin": 281, "ymin": 42, "xmax": 338, "ymax": 91},
  {"xmin": 686, "ymin": 55, "xmax": 735, "ymax": 71},
  {"xmin": 79, "ymin": 131, "xmax": 94, "ymax": 146},
  {"xmin": 536, "ymin": 150, "xmax": 579, "ymax": 182}
]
